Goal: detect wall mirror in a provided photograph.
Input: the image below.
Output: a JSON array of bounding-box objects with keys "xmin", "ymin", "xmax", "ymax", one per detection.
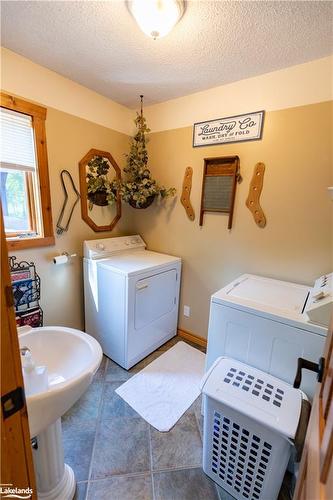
[{"xmin": 79, "ymin": 148, "xmax": 121, "ymax": 232}]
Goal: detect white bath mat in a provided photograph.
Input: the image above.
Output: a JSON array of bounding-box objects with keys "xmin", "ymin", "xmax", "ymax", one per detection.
[{"xmin": 115, "ymin": 341, "xmax": 206, "ymax": 432}]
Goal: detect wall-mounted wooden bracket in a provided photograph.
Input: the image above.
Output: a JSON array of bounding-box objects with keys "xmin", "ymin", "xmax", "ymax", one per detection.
[
  {"xmin": 181, "ymin": 167, "xmax": 195, "ymax": 221},
  {"xmin": 246, "ymin": 162, "xmax": 266, "ymax": 228}
]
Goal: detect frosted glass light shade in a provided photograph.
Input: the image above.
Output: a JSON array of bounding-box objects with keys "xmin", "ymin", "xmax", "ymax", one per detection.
[{"xmin": 127, "ymin": 0, "xmax": 185, "ymax": 39}]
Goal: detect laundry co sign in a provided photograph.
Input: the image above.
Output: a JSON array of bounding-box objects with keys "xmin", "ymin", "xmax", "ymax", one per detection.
[{"xmin": 193, "ymin": 110, "xmax": 265, "ymax": 147}]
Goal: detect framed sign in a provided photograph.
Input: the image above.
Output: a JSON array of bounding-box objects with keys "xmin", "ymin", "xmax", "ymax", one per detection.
[{"xmin": 193, "ymin": 110, "xmax": 264, "ymax": 147}]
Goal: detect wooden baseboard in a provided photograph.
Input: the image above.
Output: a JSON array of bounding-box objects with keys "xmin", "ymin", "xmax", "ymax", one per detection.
[{"xmin": 177, "ymin": 328, "xmax": 207, "ymax": 349}]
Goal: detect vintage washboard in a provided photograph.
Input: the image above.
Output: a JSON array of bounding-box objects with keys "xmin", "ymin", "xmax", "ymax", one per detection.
[{"xmin": 199, "ymin": 156, "xmax": 240, "ymax": 229}]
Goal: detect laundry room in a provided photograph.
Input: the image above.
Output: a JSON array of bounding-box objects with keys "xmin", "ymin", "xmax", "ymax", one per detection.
[{"xmin": 1, "ymin": 2, "xmax": 332, "ymax": 500}]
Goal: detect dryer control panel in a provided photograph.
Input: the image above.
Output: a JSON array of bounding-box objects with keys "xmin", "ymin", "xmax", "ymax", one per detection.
[
  {"xmin": 305, "ymin": 272, "xmax": 333, "ymax": 327},
  {"xmin": 84, "ymin": 235, "xmax": 146, "ymax": 259}
]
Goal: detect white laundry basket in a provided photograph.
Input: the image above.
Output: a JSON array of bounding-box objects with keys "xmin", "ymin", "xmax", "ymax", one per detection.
[{"xmin": 201, "ymin": 357, "xmax": 304, "ymax": 500}]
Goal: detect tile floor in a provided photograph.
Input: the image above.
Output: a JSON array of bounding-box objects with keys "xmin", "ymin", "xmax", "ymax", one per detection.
[{"xmin": 62, "ymin": 337, "xmax": 292, "ymax": 500}]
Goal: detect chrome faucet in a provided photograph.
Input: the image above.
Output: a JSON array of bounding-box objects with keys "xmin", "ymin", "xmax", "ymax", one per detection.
[{"xmin": 20, "ymin": 346, "xmax": 31, "ymax": 356}]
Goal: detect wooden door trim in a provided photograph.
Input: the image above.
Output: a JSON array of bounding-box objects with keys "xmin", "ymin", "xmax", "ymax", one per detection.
[
  {"xmin": 293, "ymin": 317, "xmax": 333, "ymax": 500},
  {"xmin": 1, "ymin": 202, "xmax": 37, "ymax": 497}
]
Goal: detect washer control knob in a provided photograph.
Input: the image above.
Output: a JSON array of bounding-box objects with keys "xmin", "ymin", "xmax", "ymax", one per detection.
[
  {"xmin": 313, "ymin": 291, "xmax": 326, "ymax": 302},
  {"xmin": 130, "ymin": 238, "xmax": 138, "ymax": 244},
  {"xmin": 96, "ymin": 243, "xmax": 105, "ymax": 251},
  {"xmin": 124, "ymin": 240, "xmax": 130, "ymax": 246}
]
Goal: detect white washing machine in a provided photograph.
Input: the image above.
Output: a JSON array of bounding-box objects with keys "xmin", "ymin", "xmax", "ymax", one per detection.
[
  {"xmin": 206, "ymin": 273, "xmax": 332, "ymax": 399},
  {"xmin": 83, "ymin": 235, "xmax": 181, "ymax": 369}
]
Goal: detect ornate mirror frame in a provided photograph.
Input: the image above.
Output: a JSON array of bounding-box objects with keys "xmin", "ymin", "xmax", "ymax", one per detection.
[{"xmin": 79, "ymin": 148, "xmax": 122, "ymax": 232}]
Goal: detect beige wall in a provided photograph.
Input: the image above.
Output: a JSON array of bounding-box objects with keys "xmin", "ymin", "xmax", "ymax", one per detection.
[
  {"xmin": 2, "ymin": 51, "xmax": 332, "ymax": 338},
  {"xmin": 1, "ymin": 49, "xmax": 135, "ymax": 330},
  {"xmin": 9, "ymin": 107, "xmax": 134, "ymax": 330},
  {"xmin": 144, "ymin": 56, "xmax": 333, "ymax": 132},
  {"xmin": 132, "ymin": 101, "xmax": 333, "ymax": 338},
  {"xmin": 1, "ymin": 47, "xmax": 133, "ymax": 135}
]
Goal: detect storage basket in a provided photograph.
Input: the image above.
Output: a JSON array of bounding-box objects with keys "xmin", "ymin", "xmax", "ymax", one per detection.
[{"xmin": 201, "ymin": 357, "xmax": 304, "ymax": 500}]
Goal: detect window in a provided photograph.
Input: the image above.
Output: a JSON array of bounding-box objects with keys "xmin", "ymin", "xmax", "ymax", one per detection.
[
  {"xmin": 0, "ymin": 93, "xmax": 54, "ymax": 250},
  {"xmin": 1, "ymin": 109, "xmax": 41, "ymax": 236}
]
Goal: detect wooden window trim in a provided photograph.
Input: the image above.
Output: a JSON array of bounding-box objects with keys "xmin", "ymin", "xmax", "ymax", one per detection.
[
  {"xmin": 26, "ymin": 171, "xmax": 37, "ymax": 234},
  {"xmin": 1, "ymin": 92, "xmax": 55, "ymax": 250}
]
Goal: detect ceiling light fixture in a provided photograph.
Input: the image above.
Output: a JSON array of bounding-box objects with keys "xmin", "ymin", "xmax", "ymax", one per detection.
[{"xmin": 127, "ymin": 0, "xmax": 185, "ymax": 39}]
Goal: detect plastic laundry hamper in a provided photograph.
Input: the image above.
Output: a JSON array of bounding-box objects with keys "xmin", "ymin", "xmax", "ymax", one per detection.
[{"xmin": 201, "ymin": 357, "xmax": 305, "ymax": 500}]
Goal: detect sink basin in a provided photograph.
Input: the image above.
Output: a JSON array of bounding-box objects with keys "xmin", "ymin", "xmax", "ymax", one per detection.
[{"xmin": 19, "ymin": 326, "xmax": 102, "ymax": 437}]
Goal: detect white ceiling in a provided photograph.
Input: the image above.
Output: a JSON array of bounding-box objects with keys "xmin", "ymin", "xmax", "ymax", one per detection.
[{"xmin": 1, "ymin": 1, "xmax": 332, "ymax": 109}]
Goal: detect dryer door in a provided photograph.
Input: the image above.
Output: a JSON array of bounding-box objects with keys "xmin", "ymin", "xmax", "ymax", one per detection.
[{"xmin": 134, "ymin": 268, "xmax": 178, "ymax": 330}]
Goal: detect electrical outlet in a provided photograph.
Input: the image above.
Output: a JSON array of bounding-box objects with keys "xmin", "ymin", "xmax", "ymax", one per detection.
[{"xmin": 183, "ymin": 305, "xmax": 190, "ymax": 317}]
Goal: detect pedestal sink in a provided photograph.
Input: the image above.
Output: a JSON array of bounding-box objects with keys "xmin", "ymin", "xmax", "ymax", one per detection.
[{"xmin": 18, "ymin": 326, "xmax": 102, "ymax": 500}]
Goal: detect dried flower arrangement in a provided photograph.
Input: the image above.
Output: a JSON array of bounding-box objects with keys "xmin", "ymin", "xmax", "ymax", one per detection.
[
  {"xmin": 119, "ymin": 97, "xmax": 176, "ymax": 208},
  {"xmin": 86, "ymin": 96, "xmax": 175, "ymax": 210}
]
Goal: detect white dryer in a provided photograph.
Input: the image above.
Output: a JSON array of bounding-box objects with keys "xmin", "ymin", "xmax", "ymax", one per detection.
[
  {"xmin": 83, "ymin": 235, "xmax": 181, "ymax": 369},
  {"xmin": 206, "ymin": 273, "xmax": 332, "ymax": 399}
]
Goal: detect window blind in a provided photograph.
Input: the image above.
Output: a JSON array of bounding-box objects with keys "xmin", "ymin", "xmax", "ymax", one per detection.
[{"xmin": 0, "ymin": 108, "xmax": 36, "ymax": 172}]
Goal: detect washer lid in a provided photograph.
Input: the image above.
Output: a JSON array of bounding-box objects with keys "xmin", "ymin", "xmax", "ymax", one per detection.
[
  {"xmin": 210, "ymin": 274, "xmax": 327, "ymax": 334},
  {"xmin": 213, "ymin": 274, "xmax": 308, "ymax": 315},
  {"xmin": 97, "ymin": 250, "xmax": 181, "ymax": 276},
  {"xmin": 223, "ymin": 274, "xmax": 307, "ymax": 313}
]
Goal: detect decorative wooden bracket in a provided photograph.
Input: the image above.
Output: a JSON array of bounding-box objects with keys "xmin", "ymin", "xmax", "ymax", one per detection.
[
  {"xmin": 181, "ymin": 166, "xmax": 195, "ymax": 221},
  {"xmin": 246, "ymin": 162, "xmax": 266, "ymax": 228}
]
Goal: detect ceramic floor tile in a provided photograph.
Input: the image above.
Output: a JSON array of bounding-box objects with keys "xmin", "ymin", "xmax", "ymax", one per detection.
[
  {"xmin": 105, "ymin": 359, "xmax": 132, "ymax": 382},
  {"xmin": 62, "ymin": 381, "xmax": 103, "ymax": 425},
  {"xmin": 74, "ymin": 481, "xmax": 88, "ymax": 500},
  {"xmin": 143, "ymin": 350, "xmax": 164, "ymax": 366},
  {"xmin": 157, "ymin": 336, "xmax": 180, "ymax": 351},
  {"xmin": 215, "ymin": 484, "xmax": 236, "ymax": 500},
  {"xmin": 187, "ymin": 394, "xmax": 202, "ymax": 420},
  {"xmin": 130, "ymin": 358, "xmax": 147, "ymax": 374},
  {"xmin": 62, "ymin": 420, "xmax": 96, "ymax": 482},
  {"xmin": 100, "ymin": 381, "xmax": 138, "ymax": 419},
  {"xmin": 187, "ymin": 395, "xmax": 204, "ymax": 441},
  {"xmin": 93, "ymin": 355, "xmax": 108, "ymax": 379},
  {"xmin": 196, "ymin": 414, "xmax": 204, "ymax": 441},
  {"xmin": 151, "ymin": 412, "xmax": 202, "ymax": 470},
  {"xmin": 87, "ymin": 474, "xmax": 153, "ymax": 500},
  {"xmin": 105, "ymin": 358, "xmax": 146, "ymax": 382},
  {"xmin": 91, "ymin": 417, "xmax": 150, "ymax": 478},
  {"xmin": 153, "ymin": 468, "xmax": 218, "ymax": 500}
]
